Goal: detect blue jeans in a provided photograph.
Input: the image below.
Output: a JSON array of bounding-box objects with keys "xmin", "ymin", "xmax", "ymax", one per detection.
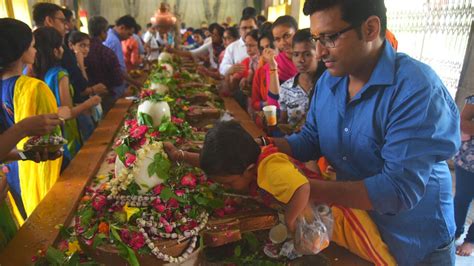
[
  {"xmin": 416, "ymin": 238, "xmax": 455, "ymax": 266},
  {"xmin": 454, "ymin": 165, "xmax": 474, "ymax": 244}
]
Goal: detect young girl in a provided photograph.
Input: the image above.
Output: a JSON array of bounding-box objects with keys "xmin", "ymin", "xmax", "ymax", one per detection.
[
  {"xmin": 0, "ymin": 18, "xmax": 63, "ymax": 220},
  {"xmin": 68, "ymin": 31, "xmax": 91, "ymax": 81},
  {"xmin": 33, "ymin": 27, "xmax": 101, "ymax": 169}
]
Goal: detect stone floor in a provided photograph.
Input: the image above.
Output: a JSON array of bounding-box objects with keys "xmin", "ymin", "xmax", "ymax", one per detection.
[{"xmin": 455, "ymin": 202, "xmax": 474, "ymax": 266}]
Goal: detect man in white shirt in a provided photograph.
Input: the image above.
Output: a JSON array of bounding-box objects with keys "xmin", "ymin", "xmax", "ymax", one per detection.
[
  {"xmin": 143, "ymin": 25, "xmax": 160, "ymax": 61},
  {"xmin": 219, "ymin": 15, "xmax": 257, "ymax": 75}
]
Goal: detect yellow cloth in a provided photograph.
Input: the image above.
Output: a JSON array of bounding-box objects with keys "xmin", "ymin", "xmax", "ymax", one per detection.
[
  {"xmin": 257, "ymin": 152, "xmax": 308, "ymax": 204},
  {"xmin": 13, "ymin": 76, "xmax": 62, "ymax": 216},
  {"xmin": 331, "ymin": 206, "xmax": 396, "ymax": 265}
]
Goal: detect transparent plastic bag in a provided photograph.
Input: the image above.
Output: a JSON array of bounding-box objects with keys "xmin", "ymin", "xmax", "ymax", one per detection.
[{"xmin": 294, "ymin": 204, "xmax": 333, "ymax": 255}]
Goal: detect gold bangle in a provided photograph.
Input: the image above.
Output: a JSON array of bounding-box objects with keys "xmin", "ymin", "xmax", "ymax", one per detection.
[{"xmin": 178, "ymin": 149, "xmax": 185, "ymax": 162}]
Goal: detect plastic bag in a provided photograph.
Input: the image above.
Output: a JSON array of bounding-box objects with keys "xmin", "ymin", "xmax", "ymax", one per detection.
[{"xmin": 294, "ymin": 204, "xmax": 333, "ymax": 255}]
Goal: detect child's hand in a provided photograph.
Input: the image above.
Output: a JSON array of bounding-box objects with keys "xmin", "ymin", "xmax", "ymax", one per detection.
[
  {"xmin": 284, "ymin": 183, "xmax": 311, "ymax": 233},
  {"xmin": 88, "ymin": 95, "xmax": 102, "ymax": 107}
]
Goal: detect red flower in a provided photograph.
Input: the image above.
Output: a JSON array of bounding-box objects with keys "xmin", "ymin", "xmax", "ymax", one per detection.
[
  {"xmin": 151, "ymin": 198, "xmax": 165, "ymax": 212},
  {"xmin": 214, "ymin": 208, "xmax": 225, "ymax": 217},
  {"xmin": 176, "ymin": 98, "xmax": 182, "ymax": 104},
  {"xmin": 92, "ymin": 195, "xmax": 107, "ymax": 211},
  {"xmin": 139, "ymin": 89, "xmax": 153, "ymax": 99},
  {"xmin": 130, "ymin": 125, "xmax": 148, "ymax": 139},
  {"xmin": 167, "ymin": 198, "xmax": 179, "ymax": 209},
  {"xmin": 171, "ymin": 116, "xmax": 184, "ymax": 125},
  {"xmin": 120, "ymin": 229, "xmax": 131, "ymax": 243},
  {"xmin": 129, "ymin": 232, "xmax": 145, "ymax": 250},
  {"xmin": 180, "ymin": 173, "xmax": 197, "ymax": 188},
  {"xmin": 224, "ymin": 204, "xmax": 237, "ymax": 215},
  {"xmin": 153, "ymin": 184, "xmax": 164, "ymax": 195},
  {"xmin": 150, "ymin": 131, "xmax": 160, "ymax": 139},
  {"xmin": 175, "ymin": 189, "xmax": 185, "ymax": 197},
  {"xmin": 124, "ymin": 153, "xmax": 136, "ymax": 167},
  {"xmin": 164, "ymin": 224, "xmax": 173, "ymax": 233},
  {"xmin": 125, "ymin": 119, "xmax": 138, "ymax": 128},
  {"xmin": 198, "ymin": 174, "xmax": 207, "ymax": 184}
]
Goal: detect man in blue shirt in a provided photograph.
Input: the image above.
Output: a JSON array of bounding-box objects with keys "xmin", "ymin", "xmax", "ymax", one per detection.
[
  {"xmin": 265, "ymin": 0, "xmax": 460, "ymax": 265},
  {"xmin": 103, "ymin": 15, "xmax": 142, "ymax": 97}
]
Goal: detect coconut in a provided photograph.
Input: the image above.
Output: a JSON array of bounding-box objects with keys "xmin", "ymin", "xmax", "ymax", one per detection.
[
  {"xmin": 158, "ymin": 52, "xmax": 173, "ymax": 63},
  {"xmin": 137, "ymin": 100, "xmax": 171, "ymax": 127}
]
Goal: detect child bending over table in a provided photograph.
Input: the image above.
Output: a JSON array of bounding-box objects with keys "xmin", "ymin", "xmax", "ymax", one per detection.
[{"xmin": 164, "ymin": 121, "xmax": 396, "ymax": 265}]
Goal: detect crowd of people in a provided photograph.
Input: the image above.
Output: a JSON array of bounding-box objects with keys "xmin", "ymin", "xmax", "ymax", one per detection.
[{"xmin": 0, "ymin": 0, "xmax": 473, "ymax": 264}]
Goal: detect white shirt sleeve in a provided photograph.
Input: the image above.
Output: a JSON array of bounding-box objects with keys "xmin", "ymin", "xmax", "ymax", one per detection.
[
  {"xmin": 219, "ymin": 42, "xmax": 235, "ymax": 75},
  {"xmin": 190, "ymin": 42, "xmax": 211, "ymax": 57}
]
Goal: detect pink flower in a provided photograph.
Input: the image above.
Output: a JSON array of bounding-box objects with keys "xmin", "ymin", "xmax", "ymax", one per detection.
[
  {"xmin": 125, "ymin": 119, "xmax": 138, "ymax": 128},
  {"xmin": 124, "ymin": 153, "xmax": 136, "ymax": 167},
  {"xmin": 139, "ymin": 89, "xmax": 153, "ymax": 99},
  {"xmin": 154, "ymin": 203, "xmax": 166, "ymax": 212},
  {"xmin": 153, "ymin": 184, "xmax": 164, "ymax": 195},
  {"xmin": 167, "ymin": 198, "xmax": 179, "ymax": 209},
  {"xmin": 120, "ymin": 229, "xmax": 131, "ymax": 243},
  {"xmin": 57, "ymin": 240, "xmax": 69, "ymax": 251},
  {"xmin": 175, "ymin": 190, "xmax": 185, "ymax": 197},
  {"xmin": 164, "ymin": 224, "xmax": 173, "ymax": 233},
  {"xmin": 171, "ymin": 116, "xmax": 184, "ymax": 125},
  {"xmin": 106, "ymin": 156, "xmax": 116, "ymax": 164},
  {"xmin": 92, "ymin": 195, "xmax": 107, "ymax": 211},
  {"xmin": 130, "ymin": 125, "xmax": 148, "ymax": 139},
  {"xmin": 131, "ymin": 137, "xmax": 146, "ymax": 150},
  {"xmin": 176, "ymin": 98, "xmax": 182, "ymax": 104},
  {"xmin": 198, "ymin": 174, "xmax": 207, "ymax": 184},
  {"xmin": 129, "ymin": 232, "xmax": 145, "ymax": 250},
  {"xmin": 1, "ymin": 165, "xmax": 9, "ymax": 174},
  {"xmin": 214, "ymin": 208, "xmax": 225, "ymax": 217},
  {"xmin": 180, "ymin": 173, "xmax": 197, "ymax": 188}
]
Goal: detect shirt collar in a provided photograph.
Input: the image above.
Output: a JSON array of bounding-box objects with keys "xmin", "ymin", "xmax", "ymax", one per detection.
[
  {"xmin": 328, "ymin": 41, "xmax": 396, "ymax": 93},
  {"xmin": 292, "ymin": 73, "xmax": 301, "ymax": 88},
  {"xmin": 109, "ymin": 28, "xmax": 120, "ymax": 40}
]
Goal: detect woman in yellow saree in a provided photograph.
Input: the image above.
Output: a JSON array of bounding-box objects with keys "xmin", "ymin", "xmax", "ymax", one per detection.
[{"xmin": 0, "ymin": 18, "xmax": 63, "ymax": 222}]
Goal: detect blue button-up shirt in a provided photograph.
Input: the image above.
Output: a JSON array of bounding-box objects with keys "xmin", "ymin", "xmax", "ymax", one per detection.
[
  {"xmin": 103, "ymin": 28, "xmax": 126, "ymax": 72},
  {"xmin": 287, "ymin": 42, "xmax": 460, "ymax": 265}
]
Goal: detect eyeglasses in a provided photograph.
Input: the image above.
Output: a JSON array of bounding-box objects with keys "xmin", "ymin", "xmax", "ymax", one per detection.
[
  {"xmin": 53, "ymin": 16, "xmax": 67, "ymax": 24},
  {"xmin": 311, "ymin": 24, "xmax": 359, "ymax": 48}
]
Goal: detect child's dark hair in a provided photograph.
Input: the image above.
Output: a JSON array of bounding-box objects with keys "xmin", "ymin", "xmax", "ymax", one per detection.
[
  {"xmin": 33, "ymin": 27, "xmax": 63, "ymax": 79},
  {"xmin": 193, "ymin": 29, "xmax": 205, "ymax": 39},
  {"xmin": 0, "ymin": 18, "xmax": 32, "ymax": 73},
  {"xmin": 68, "ymin": 31, "xmax": 90, "ymax": 45},
  {"xmin": 225, "ymin": 27, "xmax": 240, "ymax": 40},
  {"xmin": 200, "ymin": 121, "xmax": 260, "ymax": 177},
  {"xmin": 292, "ymin": 28, "xmax": 315, "ymax": 48}
]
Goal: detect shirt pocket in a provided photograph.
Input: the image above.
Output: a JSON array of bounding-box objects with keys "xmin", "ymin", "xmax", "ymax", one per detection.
[{"xmin": 350, "ymin": 132, "xmax": 383, "ymax": 177}]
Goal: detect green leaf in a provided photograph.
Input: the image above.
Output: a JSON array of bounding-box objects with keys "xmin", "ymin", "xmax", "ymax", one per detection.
[
  {"xmin": 110, "ymin": 227, "xmax": 140, "ymax": 266},
  {"xmin": 92, "ymin": 233, "xmax": 107, "ymax": 248},
  {"xmin": 83, "ymin": 224, "xmax": 98, "ymax": 239},
  {"xmin": 243, "ymin": 232, "xmax": 259, "ymax": 251},
  {"xmin": 45, "ymin": 246, "xmax": 66, "ymax": 264},
  {"xmin": 126, "ymin": 181, "xmax": 140, "ymax": 195},
  {"xmin": 64, "ymin": 252, "xmax": 80, "ymax": 266},
  {"xmin": 152, "ymin": 153, "xmax": 171, "ymax": 180},
  {"xmin": 193, "ymin": 195, "xmax": 209, "ymax": 206},
  {"xmin": 207, "ymin": 198, "xmax": 224, "ymax": 209},
  {"xmin": 79, "ymin": 205, "xmax": 94, "ymax": 227},
  {"xmin": 160, "ymin": 187, "xmax": 173, "ymax": 201},
  {"xmin": 115, "ymin": 144, "xmax": 131, "ymax": 163},
  {"xmin": 234, "ymin": 245, "xmax": 242, "ymax": 257},
  {"xmin": 137, "ymin": 112, "xmax": 154, "ymax": 127}
]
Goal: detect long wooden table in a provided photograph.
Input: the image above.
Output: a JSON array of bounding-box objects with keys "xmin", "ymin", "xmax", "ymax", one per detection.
[{"xmin": 0, "ymin": 97, "xmax": 370, "ymax": 266}]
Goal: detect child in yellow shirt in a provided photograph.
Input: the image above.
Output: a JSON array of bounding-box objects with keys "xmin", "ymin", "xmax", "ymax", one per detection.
[{"xmin": 164, "ymin": 121, "xmax": 396, "ymax": 265}]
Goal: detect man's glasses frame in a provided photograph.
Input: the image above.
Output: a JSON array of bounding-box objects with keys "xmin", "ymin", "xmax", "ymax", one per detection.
[{"xmin": 311, "ymin": 24, "xmax": 360, "ymax": 48}]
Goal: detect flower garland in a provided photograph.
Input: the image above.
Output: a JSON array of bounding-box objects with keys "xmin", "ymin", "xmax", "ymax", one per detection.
[{"xmin": 108, "ymin": 141, "xmax": 167, "ymax": 196}]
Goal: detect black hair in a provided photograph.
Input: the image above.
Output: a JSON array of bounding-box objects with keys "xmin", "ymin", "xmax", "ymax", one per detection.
[
  {"xmin": 271, "ymin": 15, "xmax": 298, "ymax": 31},
  {"xmin": 292, "ymin": 28, "xmax": 315, "ymax": 48},
  {"xmin": 146, "ymin": 23, "xmax": 152, "ymax": 29},
  {"xmin": 259, "ymin": 21, "xmax": 273, "ymax": 37},
  {"xmin": 62, "ymin": 7, "xmax": 73, "ymax": 21},
  {"xmin": 225, "ymin": 27, "xmax": 240, "ymax": 40},
  {"xmin": 68, "ymin": 31, "xmax": 90, "ymax": 45},
  {"xmin": 187, "ymin": 27, "xmax": 194, "ymax": 32},
  {"xmin": 0, "ymin": 18, "xmax": 32, "ymax": 73},
  {"xmin": 33, "ymin": 27, "xmax": 63, "ymax": 79},
  {"xmin": 115, "ymin": 15, "xmax": 137, "ymax": 29},
  {"xmin": 240, "ymin": 15, "xmax": 257, "ymax": 26},
  {"xmin": 200, "ymin": 121, "xmax": 260, "ymax": 177},
  {"xmin": 257, "ymin": 15, "xmax": 267, "ymax": 25},
  {"xmin": 303, "ymin": 0, "xmax": 387, "ymax": 37},
  {"xmin": 135, "ymin": 24, "xmax": 142, "ymax": 32},
  {"xmin": 245, "ymin": 29, "xmax": 259, "ymax": 42},
  {"xmin": 88, "ymin": 16, "xmax": 109, "ymax": 38},
  {"xmin": 32, "ymin": 2, "xmax": 63, "ymax": 26},
  {"xmin": 209, "ymin": 22, "xmax": 225, "ymax": 37},
  {"xmin": 258, "ymin": 33, "xmax": 275, "ymax": 52},
  {"xmin": 192, "ymin": 29, "xmax": 205, "ymax": 39},
  {"xmin": 242, "ymin": 7, "xmax": 257, "ymax": 18}
]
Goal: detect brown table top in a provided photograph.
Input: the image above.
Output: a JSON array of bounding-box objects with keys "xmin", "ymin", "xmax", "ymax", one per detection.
[{"xmin": 0, "ymin": 95, "xmax": 370, "ymax": 266}]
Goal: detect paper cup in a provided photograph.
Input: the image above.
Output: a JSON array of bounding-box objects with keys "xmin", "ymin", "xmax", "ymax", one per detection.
[{"xmin": 263, "ymin": 105, "xmax": 277, "ymax": 126}]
